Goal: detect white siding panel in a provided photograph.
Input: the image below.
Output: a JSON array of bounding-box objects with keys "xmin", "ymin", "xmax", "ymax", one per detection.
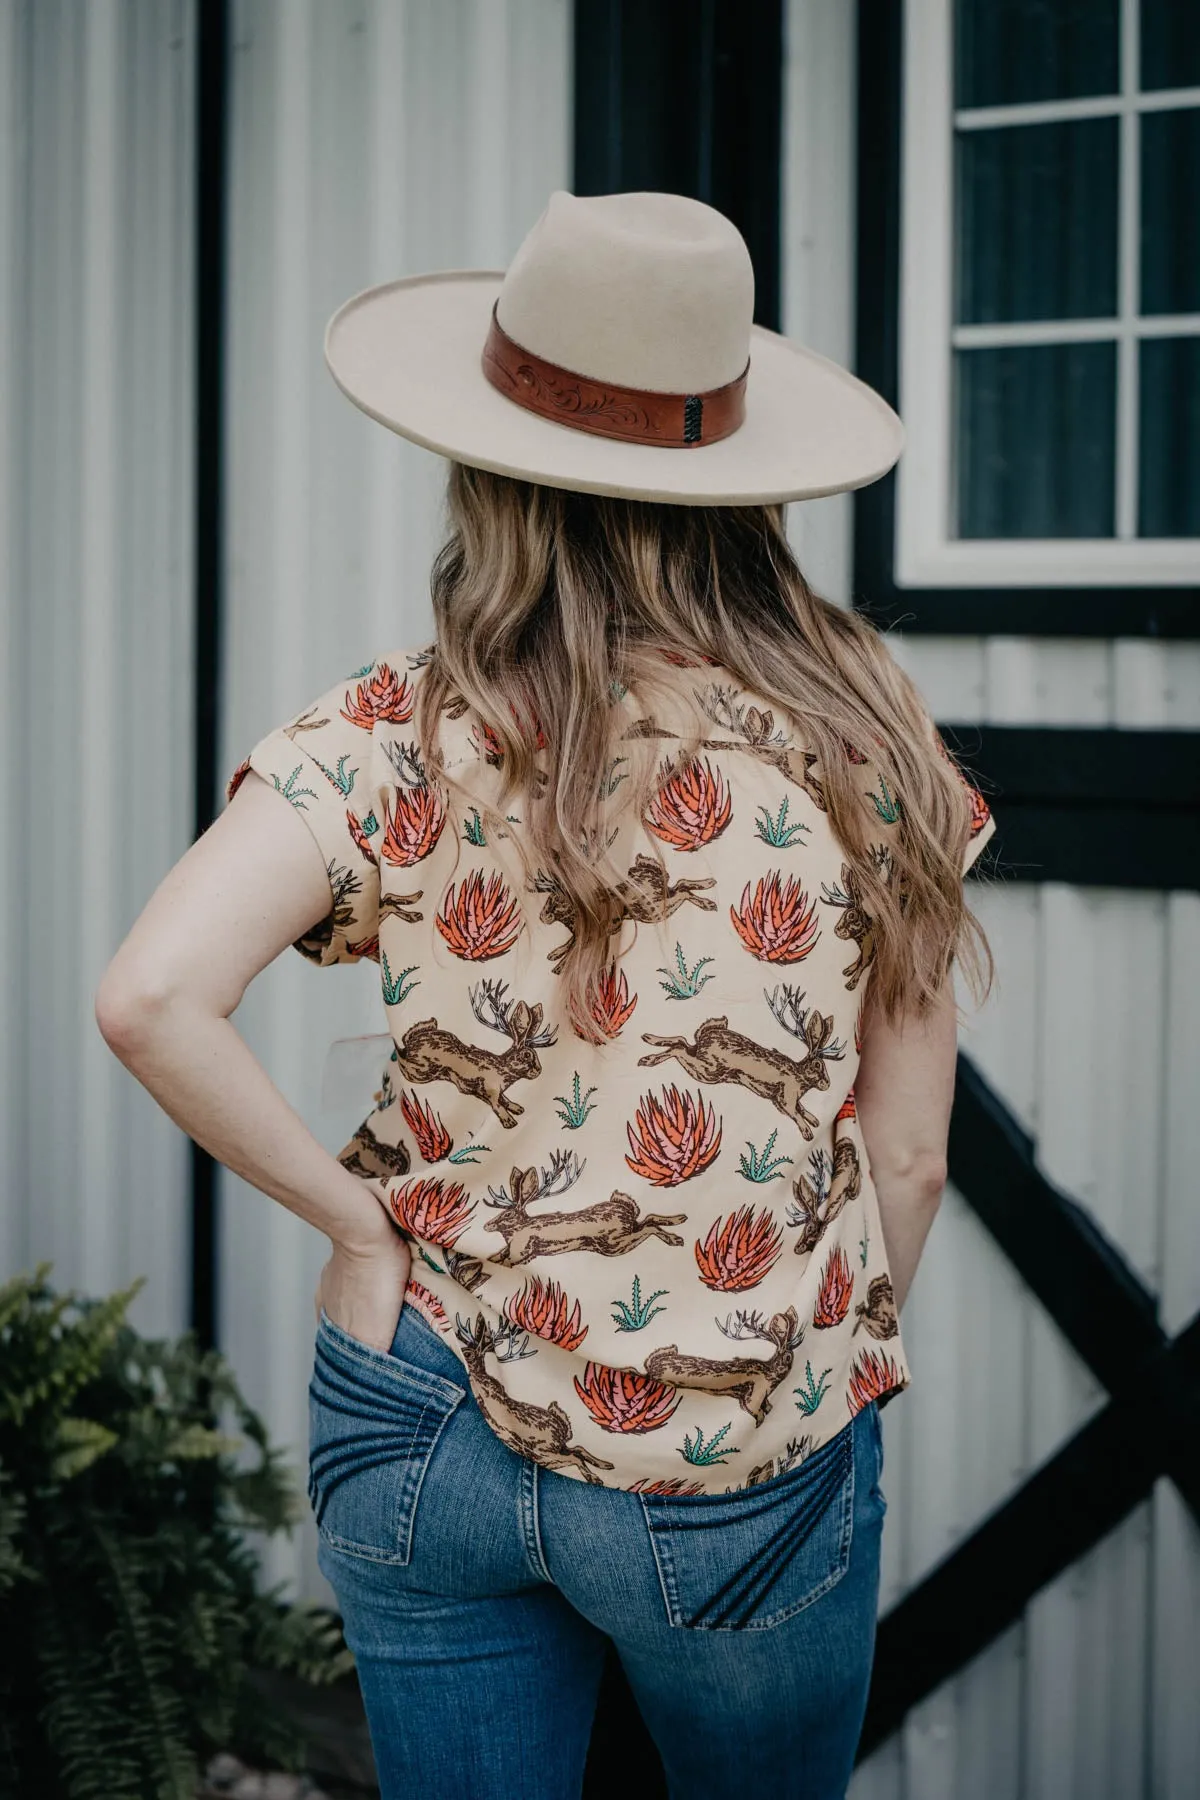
[
  {"xmin": 0, "ymin": 0, "xmax": 195, "ymax": 1338},
  {"xmin": 781, "ymin": 0, "xmax": 857, "ymax": 606},
  {"xmin": 875, "ymin": 634, "xmax": 1200, "ymax": 1797},
  {"xmin": 219, "ymin": 0, "xmax": 571, "ymax": 1598}
]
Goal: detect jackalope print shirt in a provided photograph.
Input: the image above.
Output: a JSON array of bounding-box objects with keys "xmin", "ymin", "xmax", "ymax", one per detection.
[{"xmin": 226, "ymin": 647, "xmax": 997, "ymax": 1495}]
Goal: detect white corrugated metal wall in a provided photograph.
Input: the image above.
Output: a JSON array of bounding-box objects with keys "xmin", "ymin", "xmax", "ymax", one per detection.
[
  {"xmin": 217, "ymin": 0, "xmax": 572, "ymax": 1594},
  {"xmin": 0, "ymin": 0, "xmax": 196, "ymax": 1339},
  {"xmin": 3, "ymin": 1, "xmax": 1197, "ymax": 1790}
]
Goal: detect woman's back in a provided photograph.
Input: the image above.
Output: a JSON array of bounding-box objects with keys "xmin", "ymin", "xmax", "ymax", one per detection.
[{"xmin": 228, "ymin": 644, "xmax": 993, "ymax": 1494}]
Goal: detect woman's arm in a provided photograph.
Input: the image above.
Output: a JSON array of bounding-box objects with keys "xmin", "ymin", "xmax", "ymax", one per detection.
[
  {"xmin": 853, "ymin": 982, "xmax": 958, "ymax": 1312},
  {"xmin": 94, "ymin": 771, "xmax": 411, "ymax": 1348}
]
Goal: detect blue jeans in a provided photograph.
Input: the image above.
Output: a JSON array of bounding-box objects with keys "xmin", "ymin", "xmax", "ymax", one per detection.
[{"xmin": 309, "ymin": 1297, "xmax": 888, "ymax": 1800}]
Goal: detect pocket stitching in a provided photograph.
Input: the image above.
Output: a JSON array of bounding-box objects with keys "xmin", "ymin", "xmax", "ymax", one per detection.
[
  {"xmin": 641, "ymin": 1422, "xmax": 856, "ymax": 1632},
  {"xmin": 312, "ymin": 1388, "xmax": 462, "ymax": 1565},
  {"xmin": 316, "ymin": 1307, "xmax": 466, "ymax": 1408}
]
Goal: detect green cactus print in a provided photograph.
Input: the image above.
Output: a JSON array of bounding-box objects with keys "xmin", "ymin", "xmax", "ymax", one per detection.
[
  {"xmin": 869, "ymin": 775, "xmax": 901, "ymax": 823},
  {"xmin": 274, "ymin": 766, "xmax": 318, "ymax": 809},
  {"xmin": 381, "ymin": 951, "xmax": 420, "ymax": 1006},
  {"xmin": 554, "ymin": 1073, "xmax": 598, "ymax": 1129},
  {"xmin": 610, "ymin": 1275, "xmax": 668, "ymax": 1332},
  {"xmin": 793, "ymin": 1362, "xmax": 833, "ymax": 1417},
  {"xmin": 655, "ymin": 943, "xmax": 716, "ymax": 1000},
  {"xmin": 680, "ymin": 1422, "xmax": 739, "ymax": 1467},
  {"xmin": 754, "ymin": 796, "xmax": 810, "ymax": 847},
  {"xmin": 737, "ymin": 1128, "xmax": 793, "ymax": 1183}
]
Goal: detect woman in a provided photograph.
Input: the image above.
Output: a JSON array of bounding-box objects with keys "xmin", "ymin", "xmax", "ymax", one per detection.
[{"xmin": 97, "ymin": 191, "xmax": 995, "ymax": 1799}]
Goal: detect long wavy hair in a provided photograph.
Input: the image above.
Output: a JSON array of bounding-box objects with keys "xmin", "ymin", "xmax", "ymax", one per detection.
[{"xmin": 414, "ymin": 461, "xmax": 994, "ymax": 1038}]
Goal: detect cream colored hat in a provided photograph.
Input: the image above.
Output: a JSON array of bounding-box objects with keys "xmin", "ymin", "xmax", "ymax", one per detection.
[{"xmin": 324, "ymin": 189, "xmax": 903, "ymax": 507}]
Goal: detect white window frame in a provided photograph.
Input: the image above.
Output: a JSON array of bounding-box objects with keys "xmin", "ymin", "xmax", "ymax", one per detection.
[{"xmin": 896, "ymin": 0, "xmax": 1200, "ymax": 588}]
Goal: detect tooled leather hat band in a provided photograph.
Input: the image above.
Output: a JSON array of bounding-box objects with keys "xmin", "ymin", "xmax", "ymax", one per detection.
[{"xmin": 481, "ymin": 303, "xmax": 749, "ymax": 448}]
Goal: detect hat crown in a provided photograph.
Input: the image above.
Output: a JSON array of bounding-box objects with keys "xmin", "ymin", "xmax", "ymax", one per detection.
[{"xmin": 495, "ymin": 190, "xmax": 754, "ymax": 395}]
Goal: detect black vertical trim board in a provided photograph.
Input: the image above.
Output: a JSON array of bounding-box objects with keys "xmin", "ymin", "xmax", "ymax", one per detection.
[
  {"xmin": 852, "ymin": 0, "xmax": 1199, "ymax": 638},
  {"xmin": 573, "ymin": 0, "xmax": 783, "ymax": 330},
  {"xmin": 191, "ymin": 0, "xmax": 230, "ymax": 1350}
]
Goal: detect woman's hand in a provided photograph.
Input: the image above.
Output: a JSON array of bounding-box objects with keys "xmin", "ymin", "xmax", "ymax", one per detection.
[{"xmin": 315, "ymin": 1179, "xmax": 413, "ymax": 1352}]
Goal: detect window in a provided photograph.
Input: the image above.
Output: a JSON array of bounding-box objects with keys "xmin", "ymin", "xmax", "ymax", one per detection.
[{"xmin": 897, "ymin": 0, "xmax": 1200, "ymax": 587}]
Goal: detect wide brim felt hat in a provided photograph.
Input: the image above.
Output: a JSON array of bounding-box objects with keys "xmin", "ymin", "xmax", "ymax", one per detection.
[{"xmin": 324, "ymin": 190, "xmax": 904, "ymax": 508}]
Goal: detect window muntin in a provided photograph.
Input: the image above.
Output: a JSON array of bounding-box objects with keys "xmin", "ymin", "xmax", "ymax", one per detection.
[{"xmin": 897, "ymin": 0, "xmax": 1200, "ymax": 587}]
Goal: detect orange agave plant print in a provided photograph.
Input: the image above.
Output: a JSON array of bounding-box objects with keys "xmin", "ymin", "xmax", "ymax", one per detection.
[
  {"xmin": 400, "ymin": 1091, "xmax": 453, "ymax": 1163},
  {"xmin": 694, "ymin": 1204, "xmax": 784, "ymax": 1292},
  {"xmin": 581, "ymin": 963, "xmax": 638, "ymax": 1040},
  {"xmin": 381, "ymin": 784, "xmax": 447, "ymax": 866},
  {"xmin": 573, "ymin": 1363, "xmax": 683, "ymax": 1433},
  {"xmin": 341, "ymin": 662, "xmax": 415, "ymax": 727},
  {"xmin": 625, "ymin": 1085, "xmax": 722, "ymax": 1186},
  {"xmin": 388, "ymin": 1176, "xmax": 475, "ymax": 1248},
  {"xmin": 847, "ymin": 1346, "xmax": 904, "ymax": 1413},
  {"xmin": 405, "ymin": 1279, "xmax": 449, "ymax": 1330},
  {"xmin": 504, "ymin": 1275, "xmax": 588, "ymax": 1351},
  {"xmin": 645, "ymin": 756, "xmax": 732, "ymax": 850},
  {"xmin": 730, "ymin": 872, "xmax": 821, "ymax": 963},
  {"xmin": 813, "ymin": 1245, "xmax": 854, "ymax": 1328},
  {"xmin": 436, "ymin": 870, "xmax": 522, "ymax": 960}
]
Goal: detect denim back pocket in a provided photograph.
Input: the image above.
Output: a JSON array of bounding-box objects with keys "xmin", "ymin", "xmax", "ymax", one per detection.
[
  {"xmin": 308, "ymin": 1309, "xmax": 467, "ymax": 1565},
  {"xmin": 639, "ymin": 1418, "xmax": 856, "ymax": 1631}
]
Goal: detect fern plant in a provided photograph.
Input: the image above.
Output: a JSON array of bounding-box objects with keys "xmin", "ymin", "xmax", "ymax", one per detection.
[{"xmin": 0, "ymin": 1266, "xmax": 352, "ymax": 1800}]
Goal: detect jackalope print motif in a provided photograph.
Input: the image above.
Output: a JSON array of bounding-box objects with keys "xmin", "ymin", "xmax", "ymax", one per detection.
[
  {"xmin": 391, "ymin": 980, "xmax": 556, "ymax": 1129},
  {"xmin": 643, "ymin": 1308, "xmax": 804, "ymax": 1422},
  {"xmin": 229, "ymin": 647, "xmax": 997, "ymax": 1493},
  {"xmin": 533, "ymin": 853, "xmax": 717, "ymax": 973},
  {"xmin": 483, "ymin": 1152, "xmax": 688, "ymax": 1266},
  {"xmin": 455, "ymin": 1312, "xmax": 615, "ymax": 1482},
  {"xmin": 820, "ymin": 860, "xmax": 880, "ymax": 991},
  {"xmin": 638, "ymin": 987, "xmax": 846, "ymax": 1140},
  {"xmin": 787, "ymin": 1137, "xmax": 863, "ymax": 1258}
]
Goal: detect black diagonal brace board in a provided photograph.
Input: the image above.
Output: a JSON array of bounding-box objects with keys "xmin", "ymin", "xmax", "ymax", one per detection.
[{"xmin": 857, "ymin": 1054, "xmax": 1200, "ymax": 1753}]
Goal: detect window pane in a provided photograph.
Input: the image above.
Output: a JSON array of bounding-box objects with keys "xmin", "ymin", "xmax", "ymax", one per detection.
[
  {"xmin": 1141, "ymin": 109, "xmax": 1200, "ymax": 315},
  {"xmin": 955, "ymin": 343, "xmax": 1116, "ymax": 537},
  {"xmin": 1141, "ymin": 0, "xmax": 1200, "ymax": 93},
  {"xmin": 1140, "ymin": 339, "xmax": 1200, "ymax": 536},
  {"xmin": 955, "ymin": 0, "xmax": 1118, "ymax": 108},
  {"xmin": 957, "ymin": 120, "xmax": 1118, "ymax": 323}
]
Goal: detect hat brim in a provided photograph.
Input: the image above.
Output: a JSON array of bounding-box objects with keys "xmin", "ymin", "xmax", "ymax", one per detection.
[{"xmin": 324, "ymin": 271, "xmax": 904, "ymax": 506}]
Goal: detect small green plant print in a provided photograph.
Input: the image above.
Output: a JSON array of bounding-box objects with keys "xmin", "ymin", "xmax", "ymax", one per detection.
[
  {"xmin": 446, "ymin": 1140, "xmax": 489, "ymax": 1165},
  {"xmin": 680, "ymin": 1422, "xmax": 739, "ymax": 1467},
  {"xmin": 360, "ymin": 809, "xmax": 379, "ymax": 836},
  {"xmin": 611, "ymin": 1274, "xmax": 668, "ymax": 1332},
  {"xmin": 860, "ymin": 1225, "xmax": 870, "ymax": 1267},
  {"xmin": 274, "ymin": 766, "xmax": 318, "ymax": 809},
  {"xmin": 600, "ymin": 756, "xmax": 630, "ymax": 799},
  {"xmin": 348, "ymin": 660, "xmax": 374, "ymax": 680},
  {"xmin": 655, "ymin": 943, "xmax": 716, "ymax": 1001},
  {"xmin": 754, "ymin": 796, "xmax": 810, "ymax": 848},
  {"xmin": 554, "ymin": 1072, "xmax": 598, "ymax": 1129},
  {"xmin": 463, "ymin": 808, "xmax": 487, "ymax": 846},
  {"xmin": 869, "ymin": 775, "xmax": 901, "ymax": 823},
  {"xmin": 737, "ymin": 1128, "xmax": 793, "ymax": 1183},
  {"xmin": 312, "ymin": 752, "xmax": 355, "ymax": 797},
  {"xmin": 417, "ymin": 1247, "xmax": 444, "ymax": 1274},
  {"xmin": 793, "ymin": 1361, "xmax": 833, "ymax": 1416},
  {"xmin": 610, "ymin": 677, "xmax": 629, "ymax": 701},
  {"xmin": 381, "ymin": 951, "xmax": 420, "ymax": 1006}
]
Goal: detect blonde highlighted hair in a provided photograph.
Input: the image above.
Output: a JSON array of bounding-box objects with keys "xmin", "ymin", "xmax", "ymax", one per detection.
[{"xmin": 413, "ymin": 461, "xmax": 993, "ymax": 1035}]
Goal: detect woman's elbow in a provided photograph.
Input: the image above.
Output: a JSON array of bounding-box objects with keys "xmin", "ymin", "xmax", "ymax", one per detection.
[
  {"xmin": 94, "ymin": 961, "xmax": 176, "ymax": 1055},
  {"xmin": 871, "ymin": 1144, "xmax": 949, "ymax": 1205}
]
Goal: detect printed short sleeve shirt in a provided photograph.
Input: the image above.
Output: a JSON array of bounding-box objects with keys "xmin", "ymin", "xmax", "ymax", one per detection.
[{"xmin": 226, "ymin": 648, "xmax": 997, "ymax": 1494}]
